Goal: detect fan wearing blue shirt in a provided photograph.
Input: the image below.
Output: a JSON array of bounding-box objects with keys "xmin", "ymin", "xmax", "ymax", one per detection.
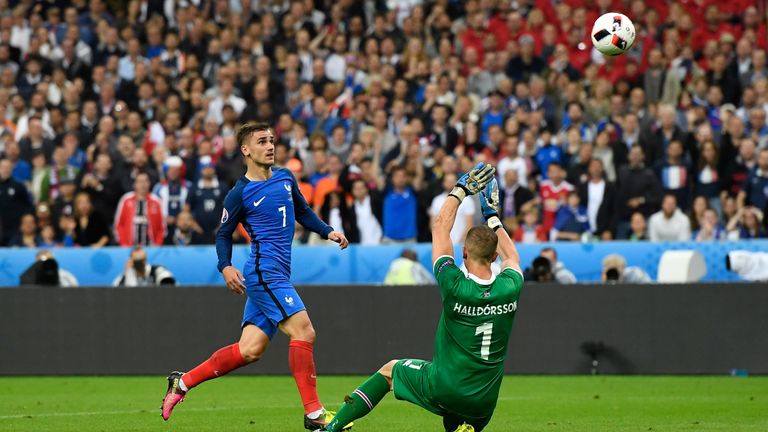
[{"xmin": 383, "ymin": 166, "xmax": 418, "ymax": 242}]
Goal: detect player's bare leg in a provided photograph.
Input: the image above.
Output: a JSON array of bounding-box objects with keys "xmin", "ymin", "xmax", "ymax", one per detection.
[
  {"xmin": 161, "ymin": 325, "xmax": 269, "ymax": 420},
  {"xmin": 320, "ymin": 361, "xmax": 395, "ymax": 432}
]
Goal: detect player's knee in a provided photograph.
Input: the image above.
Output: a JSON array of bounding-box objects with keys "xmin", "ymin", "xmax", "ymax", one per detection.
[
  {"xmin": 239, "ymin": 341, "xmax": 266, "ymax": 363},
  {"xmin": 291, "ymin": 322, "xmax": 316, "ymax": 343},
  {"xmin": 378, "ymin": 360, "xmax": 398, "ymax": 380},
  {"xmin": 301, "ymin": 325, "xmax": 316, "ymax": 343}
]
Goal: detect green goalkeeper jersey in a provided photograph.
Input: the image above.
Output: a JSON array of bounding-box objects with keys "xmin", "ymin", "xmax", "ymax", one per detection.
[{"xmin": 430, "ymin": 255, "xmax": 523, "ymax": 417}]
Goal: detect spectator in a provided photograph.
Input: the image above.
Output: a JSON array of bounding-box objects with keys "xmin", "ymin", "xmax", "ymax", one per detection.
[
  {"xmin": 426, "ymin": 104, "xmax": 459, "ymax": 154},
  {"xmin": 539, "ymin": 162, "xmax": 573, "ymax": 232},
  {"xmin": 164, "ymin": 210, "xmax": 205, "ymax": 246},
  {"xmin": 499, "ymin": 169, "xmax": 535, "ymax": 228},
  {"xmin": 114, "ymin": 172, "xmax": 165, "ymax": 246},
  {"xmin": 347, "ymin": 179, "xmax": 383, "ymax": 245},
  {"xmin": 552, "ymin": 191, "xmax": 589, "ymax": 241},
  {"xmin": 538, "ymin": 247, "xmax": 577, "ymax": 283},
  {"xmin": 217, "ymin": 135, "xmax": 244, "ymax": 188},
  {"xmin": 722, "ymin": 137, "xmax": 757, "ymax": 198},
  {"xmin": 738, "ymin": 148, "xmax": 768, "ymax": 211},
  {"xmin": 567, "ymin": 141, "xmax": 593, "ymax": 186},
  {"xmin": 382, "ymin": 167, "xmax": 418, "ymax": 243},
  {"xmin": 689, "ymin": 196, "xmax": 710, "ymax": 233},
  {"xmin": 318, "ymin": 191, "xmax": 350, "ymax": 244},
  {"xmin": 601, "ymin": 254, "xmax": 652, "ymax": 283},
  {"xmin": 726, "ymin": 206, "xmax": 766, "ymax": 240},
  {"xmin": 18, "ymin": 117, "xmax": 55, "ymax": 162},
  {"xmin": 628, "ymin": 212, "xmax": 648, "ymax": 241},
  {"xmin": 0, "ymin": 158, "xmax": 33, "ymax": 244},
  {"xmin": 9, "ymin": 213, "xmax": 41, "ymax": 248},
  {"xmin": 616, "ymin": 146, "xmax": 663, "ymax": 238},
  {"xmin": 655, "ymin": 140, "xmax": 692, "ymax": 210},
  {"xmin": 578, "ymin": 158, "xmax": 616, "ymax": 240},
  {"xmin": 694, "ymin": 141, "xmax": 721, "ymax": 215},
  {"xmin": 429, "ymin": 172, "xmax": 476, "ymax": 244},
  {"xmin": 51, "ymin": 176, "xmax": 77, "ymax": 224},
  {"xmin": 113, "ymin": 246, "xmax": 176, "ymax": 286},
  {"xmin": 383, "ymin": 249, "xmax": 434, "ymax": 285},
  {"xmin": 153, "ymin": 156, "xmax": 189, "ymax": 228},
  {"xmin": 80, "ymin": 153, "xmax": 122, "ymax": 224},
  {"xmin": 497, "ymin": 135, "xmax": 528, "ymax": 189},
  {"xmin": 693, "ymin": 209, "xmax": 726, "ymax": 241},
  {"xmin": 73, "ymin": 192, "xmax": 110, "ymax": 247},
  {"xmin": 534, "ymin": 136, "xmax": 565, "ymax": 179},
  {"xmin": 186, "ymin": 156, "xmax": 226, "ymax": 244},
  {"xmin": 312, "ymin": 154, "xmax": 343, "ymax": 213},
  {"xmin": 642, "ymin": 104, "xmax": 688, "ymax": 167},
  {"xmin": 648, "ymin": 194, "xmax": 692, "ymax": 241},
  {"xmin": 514, "ymin": 208, "xmax": 548, "ymax": 244},
  {"xmin": 5, "ymin": 139, "xmax": 31, "ymax": 185},
  {"xmin": 19, "ymin": 249, "xmax": 79, "ymax": 287}
]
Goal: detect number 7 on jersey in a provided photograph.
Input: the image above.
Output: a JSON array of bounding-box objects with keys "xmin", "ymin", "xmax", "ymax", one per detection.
[{"xmin": 278, "ymin": 206, "xmax": 286, "ymax": 227}]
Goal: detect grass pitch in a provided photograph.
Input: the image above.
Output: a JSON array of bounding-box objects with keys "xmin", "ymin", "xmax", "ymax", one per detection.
[{"xmin": 0, "ymin": 376, "xmax": 766, "ymax": 431}]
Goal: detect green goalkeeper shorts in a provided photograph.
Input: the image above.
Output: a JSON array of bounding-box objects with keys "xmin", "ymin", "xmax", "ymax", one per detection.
[{"xmin": 392, "ymin": 359, "xmax": 493, "ymax": 432}]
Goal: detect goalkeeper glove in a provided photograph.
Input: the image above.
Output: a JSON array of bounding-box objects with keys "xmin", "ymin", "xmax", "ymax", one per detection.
[
  {"xmin": 450, "ymin": 162, "xmax": 496, "ymax": 202},
  {"xmin": 480, "ymin": 177, "xmax": 503, "ymax": 231}
]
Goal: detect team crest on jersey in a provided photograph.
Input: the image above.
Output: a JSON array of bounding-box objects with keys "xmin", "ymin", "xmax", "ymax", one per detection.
[
  {"xmin": 284, "ymin": 295, "xmax": 294, "ymax": 306},
  {"xmin": 483, "ymin": 290, "xmax": 491, "ymax": 298},
  {"xmin": 221, "ymin": 208, "xmax": 229, "ymax": 223}
]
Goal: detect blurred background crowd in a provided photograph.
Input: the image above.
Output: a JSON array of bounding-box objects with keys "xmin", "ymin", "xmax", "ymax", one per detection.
[{"xmin": 0, "ymin": 0, "xmax": 767, "ymax": 249}]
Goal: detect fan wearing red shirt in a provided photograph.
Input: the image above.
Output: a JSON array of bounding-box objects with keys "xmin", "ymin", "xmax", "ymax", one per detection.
[
  {"xmin": 539, "ymin": 163, "xmax": 574, "ymax": 232},
  {"xmin": 113, "ymin": 172, "xmax": 166, "ymax": 246}
]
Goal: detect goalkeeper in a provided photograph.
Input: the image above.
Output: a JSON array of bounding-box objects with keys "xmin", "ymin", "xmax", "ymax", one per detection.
[{"xmin": 321, "ymin": 162, "xmax": 524, "ymax": 432}]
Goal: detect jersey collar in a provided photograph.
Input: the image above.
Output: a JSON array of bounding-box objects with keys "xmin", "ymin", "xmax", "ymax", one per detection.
[{"xmin": 466, "ymin": 272, "xmax": 496, "ymax": 285}]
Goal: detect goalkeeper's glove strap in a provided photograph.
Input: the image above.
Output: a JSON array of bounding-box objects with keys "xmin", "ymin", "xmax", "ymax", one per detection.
[
  {"xmin": 487, "ymin": 215, "xmax": 503, "ymax": 231},
  {"xmin": 449, "ymin": 186, "xmax": 467, "ymax": 202}
]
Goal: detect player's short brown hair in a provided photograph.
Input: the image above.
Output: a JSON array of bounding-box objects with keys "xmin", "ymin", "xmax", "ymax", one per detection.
[
  {"xmin": 465, "ymin": 225, "xmax": 498, "ymax": 264},
  {"xmin": 236, "ymin": 121, "xmax": 271, "ymax": 147}
]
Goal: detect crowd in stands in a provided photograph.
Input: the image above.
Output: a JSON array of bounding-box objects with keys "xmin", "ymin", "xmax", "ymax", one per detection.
[{"xmin": 0, "ymin": 0, "xmax": 767, "ymax": 249}]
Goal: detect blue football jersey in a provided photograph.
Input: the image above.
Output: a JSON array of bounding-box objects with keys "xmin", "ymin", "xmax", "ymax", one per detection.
[{"xmin": 216, "ymin": 168, "xmax": 333, "ymax": 282}]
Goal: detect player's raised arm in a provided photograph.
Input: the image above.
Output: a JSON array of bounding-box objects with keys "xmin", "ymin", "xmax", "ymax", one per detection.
[
  {"xmin": 216, "ymin": 182, "xmax": 247, "ymax": 294},
  {"xmin": 432, "ymin": 163, "xmax": 495, "ymax": 264},
  {"xmin": 479, "ymin": 177, "xmax": 522, "ymax": 274},
  {"xmin": 290, "ymin": 171, "xmax": 349, "ymax": 249}
]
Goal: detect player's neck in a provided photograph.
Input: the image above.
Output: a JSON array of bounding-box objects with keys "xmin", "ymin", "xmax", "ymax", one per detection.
[
  {"xmin": 465, "ymin": 259, "xmax": 492, "ymax": 280},
  {"xmin": 246, "ymin": 163, "xmax": 273, "ymax": 181}
]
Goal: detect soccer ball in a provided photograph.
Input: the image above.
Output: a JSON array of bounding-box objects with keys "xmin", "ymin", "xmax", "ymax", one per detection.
[{"xmin": 591, "ymin": 13, "xmax": 636, "ymax": 56}]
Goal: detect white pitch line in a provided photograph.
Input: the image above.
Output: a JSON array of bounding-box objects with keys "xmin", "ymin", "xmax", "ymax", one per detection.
[
  {"xmin": 0, "ymin": 397, "xmax": 537, "ymax": 420},
  {"xmin": 0, "ymin": 405, "xmax": 268, "ymax": 420}
]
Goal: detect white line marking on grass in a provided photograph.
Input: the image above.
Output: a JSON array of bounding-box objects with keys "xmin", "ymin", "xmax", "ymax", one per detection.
[{"xmin": 0, "ymin": 405, "xmax": 271, "ymax": 420}]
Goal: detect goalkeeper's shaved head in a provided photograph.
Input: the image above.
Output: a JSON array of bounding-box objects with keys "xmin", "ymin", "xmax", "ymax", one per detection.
[{"xmin": 465, "ymin": 225, "xmax": 498, "ymax": 264}]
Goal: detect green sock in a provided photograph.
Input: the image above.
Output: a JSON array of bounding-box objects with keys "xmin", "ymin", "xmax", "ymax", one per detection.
[{"xmin": 326, "ymin": 372, "xmax": 391, "ymax": 432}]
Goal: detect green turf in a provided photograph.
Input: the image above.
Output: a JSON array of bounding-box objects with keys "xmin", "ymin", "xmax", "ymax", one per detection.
[{"xmin": 0, "ymin": 376, "xmax": 766, "ymax": 431}]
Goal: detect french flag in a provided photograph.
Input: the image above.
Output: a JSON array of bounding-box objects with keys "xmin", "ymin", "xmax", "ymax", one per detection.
[{"xmin": 663, "ymin": 166, "xmax": 688, "ymax": 189}]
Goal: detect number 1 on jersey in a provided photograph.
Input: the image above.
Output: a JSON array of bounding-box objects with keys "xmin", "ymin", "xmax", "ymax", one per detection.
[
  {"xmin": 278, "ymin": 206, "xmax": 286, "ymax": 227},
  {"xmin": 475, "ymin": 323, "xmax": 493, "ymax": 360}
]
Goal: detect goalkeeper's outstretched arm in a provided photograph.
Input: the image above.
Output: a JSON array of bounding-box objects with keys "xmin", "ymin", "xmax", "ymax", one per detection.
[
  {"xmin": 431, "ymin": 195, "xmax": 460, "ymax": 264},
  {"xmin": 494, "ymin": 221, "xmax": 522, "ymax": 274},
  {"xmin": 431, "ymin": 163, "xmax": 496, "ymax": 265},
  {"xmin": 479, "ymin": 177, "xmax": 522, "ymax": 274}
]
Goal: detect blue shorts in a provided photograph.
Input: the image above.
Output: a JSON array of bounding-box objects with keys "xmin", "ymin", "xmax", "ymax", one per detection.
[{"xmin": 241, "ymin": 277, "xmax": 306, "ymax": 339}]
